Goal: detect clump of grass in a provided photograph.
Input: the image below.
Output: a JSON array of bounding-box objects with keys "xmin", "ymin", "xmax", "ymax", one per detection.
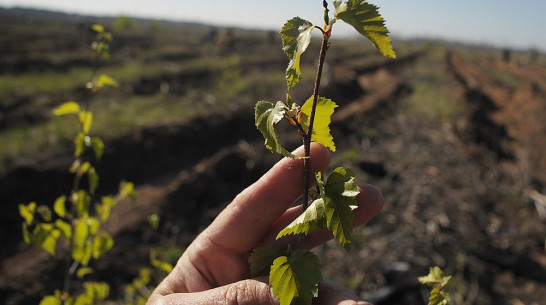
[{"xmin": 402, "ymin": 44, "xmax": 463, "ymax": 122}]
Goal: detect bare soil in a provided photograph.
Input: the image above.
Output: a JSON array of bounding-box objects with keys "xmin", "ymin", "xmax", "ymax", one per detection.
[{"xmin": 0, "ymin": 16, "xmax": 545, "ymax": 304}]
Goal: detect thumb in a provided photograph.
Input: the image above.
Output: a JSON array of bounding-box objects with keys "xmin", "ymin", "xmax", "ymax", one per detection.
[{"xmin": 148, "ymin": 278, "xmax": 279, "ymax": 305}]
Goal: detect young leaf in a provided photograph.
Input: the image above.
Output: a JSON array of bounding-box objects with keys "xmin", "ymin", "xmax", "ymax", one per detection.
[
  {"xmin": 88, "ymin": 166, "xmax": 99, "ymax": 195},
  {"xmin": 119, "ymin": 181, "xmax": 137, "ymax": 203},
  {"xmin": 39, "ymin": 295, "xmax": 62, "ymax": 305},
  {"xmin": 277, "ymin": 197, "xmax": 327, "ymax": 239},
  {"xmin": 74, "ymin": 132, "xmax": 86, "ymax": 157},
  {"xmin": 280, "ymin": 17, "xmax": 315, "ymax": 89},
  {"xmin": 300, "ymin": 96, "xmax": 338, "ymax": 151},
  {"xmin": 96, "ymin": 196, "xmax": 116, "ymax": 222},
  {"xmin": 77, "ymin": 267, "xmax": 94, "ymax": 279},
  {"xmin": 322, "ymin": 167, "xmax": 359, "ymax": 250},
  {"xmin": 270, "ymin": 249, "xmax": 322, "ymax": 305},
  {"xmin": 93, "ymin": 233, "xmax": 114, "ymax": 259},
  {"xmin": 36, "ymin": 205, "xmax": 53, "ymax": 222},
  {"xmin": 79, "ymin": 111, "xmax": 93, "ymax": 135},
  {"xmin": 95, "ymin": 74, "xmax": 119, "ymax": 90},
  {"xmin": 91, "ymin": 137, "xmax": 104, "ymax": 160},
  {"xmin": 255, "ymin": 101, "xmax": 300, "ymax": 158},
  {"xmin": 19, "ymin": 202, "xmax": 36, "ymax": 225},
  {"xmin": 32, "ymin": 223, "xmax": 61, "ymax": 256},
  {"xmin": 53, "ymin": 196, "xmax": 67, "ymax": 218},
  {"xmin": 53, "ymin": 101, "xmax": 80, "ymax": 116},
  {"xmin": 91, "ymin": 24, "xmax": 105, "ymax": 33},
  {"xmin": 55, "ymin": 219, "xmax": 71, "ymax": 240},
  {"xmin": 248, "ymin": 247, "xmax": 280, "ymax": 278},
  {"xmin": 334, "ymin": 0, "xmax": 396, "ymax": 58},
  {"xmin": 418, "ymin": 266, "xmax": 452, "ymax": 287},
  {"xmin": 150, "ymin": 248, "xmax": 174, "ymax": 273}
]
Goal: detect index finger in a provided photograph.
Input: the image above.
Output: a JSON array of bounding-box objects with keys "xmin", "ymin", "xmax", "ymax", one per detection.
[{"xmin": 204, "ymin": 143, "xmax": 331, "ymax": 251}]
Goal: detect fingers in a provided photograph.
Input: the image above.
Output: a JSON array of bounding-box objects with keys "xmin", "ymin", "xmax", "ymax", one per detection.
[
  {"xmin": 262, "ymin": 183, "xmax": 384, "ymax": 250},
  {"xmin": 204, "ymin": 143, "xmax": 331, "ymax": 252},
  {"xmin": 148, "ymin": 278, "xmax": 279, "ymax": 305}
]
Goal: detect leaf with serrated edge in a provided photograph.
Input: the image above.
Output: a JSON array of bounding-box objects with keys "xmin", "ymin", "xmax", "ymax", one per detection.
[
  {"xmin": 322, "ymin": 167, "xmax": 359, "ymax": 250},
  {"xmin": 270, "ymin": 249, "xmax": 322, "ymax": 305},
  {"xmin": 255, "ymin": 101, "xmax": 300, "ymax": 158},
  {"xmin": 277, "ymin": 198, "xmax": 326, "ymax": 239},
  {"xmin": 280, "ymin": 17, "xmax": 314, "ymax": 89},
  {"xmin": 418, "ymin": 266, "xmax": 452, "ymax": 287},
  {"xmin": 300, "ymin": 96, "xmax": 337, "ymax": 151},
  {"xmin": 249, "ymin": 247, "xmax": 280, "ymax": 278},
  {"xmin": 334, "ymin": 0, "xmax": 396, "ymax": 58}
]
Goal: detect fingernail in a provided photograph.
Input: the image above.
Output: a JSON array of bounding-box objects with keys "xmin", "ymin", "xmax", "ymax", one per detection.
[{"xmin": 357, "ymin": 301, "xmax": 373, "ymax": 305}]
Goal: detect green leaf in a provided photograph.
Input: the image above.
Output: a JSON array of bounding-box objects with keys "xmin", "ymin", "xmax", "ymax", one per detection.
[
  {"xmin": 119, "ymin": 181, "xmax": 137, "ymax": 203},
  {"xmin": 53, "ymin": 101, "xmax": 80, "ymax": 116},
  {"xmin": 22, "ymin": 223, "xmax": 32, "ymax": 243},
  {"xmin": 322, "ymin": 167, "xmax": 359, "ymax": 250},
  {"xmin": 277, "ymin": 168, "xmax": 359, "ymax": 250},
  {"xmin": 74, "ymin": 190, "xmax": 91, "ymax": 217},
  {"xmin": 32, "ymin": 223, "xmax": 61, "ymax": 256},
  {"xmin": 36, "ymin": 205, "xmax": 53, "ymax": 222},
  {"xmin": 91, "ymin": 137, "xmax": 104, "ymax": 160},
  {"xmin": 418, "ymin": 266, "xmax": 452, "ymax": 287},
  {"xmin": 79, "ymin": 111, "xmax": 93, "ymax": 135},
  {"xmin": 270, "ymin": 249, "xmax": 322, "ymax": 305},
  {"xmin": 255, "ymin": 101, "xmax": 299, "ymax": 158},
  {"xmin": 73, "ymin": 243, "xmax": 93, "ymax": 266},
  {"xmin": 277, "ymin": 198, "xmax": 327, "ymax": 239},
  {"xmin": 280, "ymin": 17, "xmax": 315, "ymax": 89},
  {"xmin": 91, "ymin": 24, "xmax": 105, "ymax": 33},
  {"xmin": 74, "ymin": 218, "xmax": 89, "ymax": 246},
  {"xmin": 148, "ymin": 214, "xmax": 160, "ymax": 230},
  {"xmin": 83, "ymin": 282, "xmax": 110, "ymax": 301},
  {"xmin": 88, "ymin": 166, "xmax": 99, "ymax": 195},
  {"xmin": 429, "ymin": 288, "xmax": 451, "ymax": 305},
  {"xmin": 39, "ymin": 295, "xmax": 62, "ymax": 305},
  {"xmin": 55, "ymin": 219, "xmax": 71, "ymax": 240},
  {"xmin": 93, "ymin": 233, "xmax": 114, "ymax": 259},
  {"xmin": 150, "ymin": 248, "xmax": 173, "ymax": 273},
  {"xmin": 95, "ymin": 74, "xmax": 119, "ymax": 90},
  {"xmin": 300, "ymin": 96, "xmax": 338, "ymax": 151},
  {"xmin": 77, "ymin": 267, "xmax": 94, "ymax": 279},
  {"xmin": 53, "ymin": 196, "xmax": 67, "ymax": 218},
  {"xmin": 248, "ymin": 247, "xmax": 280, "ymax": 278},
  {"xmin": 334, "ymin": 0, "xmax": 396, "ymax": 58},
  {"xmin": 19, "ymin": 202, "xmax": 36, "ymax": 225},
  {"xmin": 74, "ymin": 132, "xmax": 86, "ymax": 157},
  {"xmin": 96, "ymin": 196, "xmax": 116, "ymax": 222}
]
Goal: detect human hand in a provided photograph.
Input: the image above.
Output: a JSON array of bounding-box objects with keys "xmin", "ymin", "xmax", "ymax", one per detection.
[{"xmin": 147, "ymin": 143, "xmax": 384, "ymax": 305}]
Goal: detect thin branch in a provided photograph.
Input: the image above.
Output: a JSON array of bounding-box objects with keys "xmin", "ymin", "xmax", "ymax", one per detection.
[{"xmin": 298, "ymin": 35, "xmax": 330, "ymax": 249}]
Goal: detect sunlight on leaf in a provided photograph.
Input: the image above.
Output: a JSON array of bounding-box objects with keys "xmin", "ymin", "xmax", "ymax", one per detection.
[
  {"xmin": 53, "ymin": 196, "xmax": 66, "ymax": 218},
  {"xmin": 19, "ymin": 202, "xmax": 36, "ymax": 225},
  {"xmin": 280, "ymin": 17, "xmax": 315, "ymax": 89},
  {"xmin": 270, "ymin": 249, "xmax": 322, "ymax": 305},
  {"xmin": 300, "ymin": 96, "xmax": 338, "ymax": 151},
  {"xmin": 277, "ymin": 197, "xmax": 327, "ymax": 239},
  {"xmin": 79, "ymin": 111, "xmax": 93, "ymax": 135},
  {"xmin": 53, "ymin": 101, "xmax": 80, "ymax": 116},
  {"xmin": 334, "ymin": 0, "xmax": 396, "ymax": 58},
  {"xmin": 322, "ymin": 167, "xmax": 359, "ymax": 250},
  {"xmin": 255, "ymin": 100, "xmax": 300, "ymax": 158}
]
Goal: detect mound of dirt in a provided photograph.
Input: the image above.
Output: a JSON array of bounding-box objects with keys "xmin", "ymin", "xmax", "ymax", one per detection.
[{"xmin": 1, "ymin": 48, "xmax": 545, "ymax": 305}]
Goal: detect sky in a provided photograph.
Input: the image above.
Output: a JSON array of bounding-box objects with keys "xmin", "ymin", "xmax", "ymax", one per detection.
[{"xmin": 1, "ymin": 0, "xmax": 545, "ymax": 51}]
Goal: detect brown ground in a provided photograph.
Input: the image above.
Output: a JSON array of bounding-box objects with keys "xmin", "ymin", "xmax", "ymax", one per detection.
[{"xmin": 1, "ymin": 45, "xmax": 545, "ymax": 305}]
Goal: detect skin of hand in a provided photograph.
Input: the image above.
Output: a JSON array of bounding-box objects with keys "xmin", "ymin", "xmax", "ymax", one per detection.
[{"xmin": 147, "ymin": 143, "xmax": 384, "ymax": 305}]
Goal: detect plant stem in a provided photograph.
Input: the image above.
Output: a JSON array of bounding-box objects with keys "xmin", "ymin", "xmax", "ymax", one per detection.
[{"xmin": 298, "ymin": 34, "xmax": 330, "ymax": 249}]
